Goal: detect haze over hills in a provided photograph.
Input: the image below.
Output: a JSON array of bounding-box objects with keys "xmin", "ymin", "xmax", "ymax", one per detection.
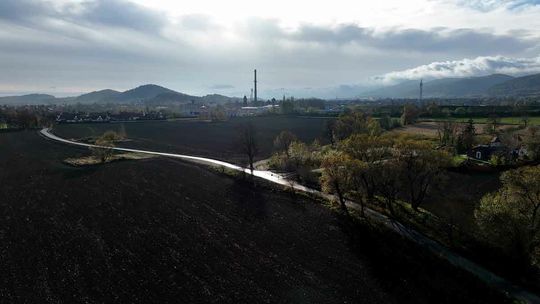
[
  {"xmin": 363, "ymin": 74, "xmax": 516, "ymax": 98},
  {"xmin": 0, "ymin": 84, "xmax": 240, "ymax": 106},
  {"xmin": 488, "ymin": 73, "xmax": 540, "ymax": 97},
  {"xmin": 2, "ymin": 73, "xmax": 540, "ymax": 105},
  {"xmin": 0, "ymin": 94, "xmax": 58, "ymax": 105}
]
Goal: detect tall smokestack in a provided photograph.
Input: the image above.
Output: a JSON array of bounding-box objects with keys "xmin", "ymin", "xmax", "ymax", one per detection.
[{"xmin": 254, "ymin": 69, "xmax": 258, "ymax": 103}]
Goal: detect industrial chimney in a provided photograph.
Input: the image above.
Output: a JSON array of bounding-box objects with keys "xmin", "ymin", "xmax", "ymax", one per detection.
[{"xmin": 254, "ymin": 69, "xmax": 258, "ymax": 103}]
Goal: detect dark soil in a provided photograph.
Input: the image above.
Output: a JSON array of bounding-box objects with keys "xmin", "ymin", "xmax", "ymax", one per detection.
[
  {"xmin": 52, "ymin": 116, "xmax": 332, "ymax": 164},
  {"xmin": 0, "ymin": 131, "xmax": 508, "ymax": 303}
]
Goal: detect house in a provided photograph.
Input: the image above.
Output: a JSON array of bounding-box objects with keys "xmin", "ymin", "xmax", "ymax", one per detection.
[
  {"xmin": 468, "ymin": 136, "xmax": 529, "ymax": 162},
  {"xmin": 239, "ymin": 105, "xmax": 279, "ymax": 116},
  {"xmin": 468, "ymin": 136, "xmax": 507, "ymax": 161}
]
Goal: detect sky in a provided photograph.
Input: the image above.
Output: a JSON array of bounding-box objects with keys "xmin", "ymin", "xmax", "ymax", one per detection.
[{"xmin": 0, "ymin": 0, "xmax": 540, "ymax": 98}]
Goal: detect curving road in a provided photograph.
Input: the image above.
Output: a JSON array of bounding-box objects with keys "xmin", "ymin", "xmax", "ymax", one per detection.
[{"xmin": 39, "ymin": 127, "xmax": 540, "ymax": 303}]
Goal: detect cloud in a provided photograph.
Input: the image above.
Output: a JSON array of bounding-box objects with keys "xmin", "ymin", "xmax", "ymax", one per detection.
[
  {"xmin": 0, "ymin": 0, "xmax": 52, "ymax": 22},
  {"xmin": 453, "ymin": 0, "xmax": 540, "ymax": 11},
  {"xmin": 375, "ymin": 55, "xmax": 540, "ymax": 83},
  {"xmin": 0, "ymin": 0, "xmax": 165, "ymax": 32},
  {"xmin": 0, "ymin": 0, "xmax": 539, "ymax": 96},
  {"xmin": 288, "ymin": 24, "xmax": 535, "ymax": 55},
  {"xmin": 242, "ymin": 20, "xmax": 536, "ymax": 56},
  {"xmin": 209, "ymin": 84, "xmax": 235, "ymax": 90},
  {"xmin": 77, "ymin": 0, "xmax": 165, "ymax": 32}
]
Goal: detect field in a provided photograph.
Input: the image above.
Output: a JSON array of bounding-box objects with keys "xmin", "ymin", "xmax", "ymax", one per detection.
[
  {"xmin": 53, "ymin": 116, "xmax": 332, "ymax": 164},
  {"xmin": 53, "ymin": 117, "xmax": 502, "ymax": 230},
  {"xmin": 390, "ymin": 121, "xmax": 518, "ymax": 139},
  {"xmin": 0, "ymin": 131, "xmax": 508, "ymax": 303},
  {"xmin": 422, "ymin": 116, "xmax": 540, "ymax": 125}
]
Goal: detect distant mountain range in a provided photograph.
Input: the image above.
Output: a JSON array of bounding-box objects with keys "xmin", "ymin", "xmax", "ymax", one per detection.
[
  {"xmin": 362, "ymin": 74, "xmax": 525, "ymax": 98},
  {"xmin": 0, "ymin": 84, "xmax": 240, "ymax": 106},
  {"xmin": 488, "ymin": 73, "xmax": 540, "ymax": 97},
  {"xmin": 2, "ymin": 73, "xmax": 540, "ymax": 105}
]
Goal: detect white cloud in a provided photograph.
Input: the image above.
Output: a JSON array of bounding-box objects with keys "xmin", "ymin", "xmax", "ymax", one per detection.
[
  {"xmin": 375, "ymin": 55, "xmax": 540, "ymax": 84},
  {"xmin": 1, "ymin": 0, "xmax": 540, "ymax": 96}
]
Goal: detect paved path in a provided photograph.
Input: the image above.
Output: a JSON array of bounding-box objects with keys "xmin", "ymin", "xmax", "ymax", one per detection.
[{"xmin": 39, "ymin": 128, "xmax": 540, "ymax": 303}]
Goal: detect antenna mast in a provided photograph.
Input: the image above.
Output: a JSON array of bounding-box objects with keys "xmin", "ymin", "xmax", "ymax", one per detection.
[{"xmin": 419, "ymin": 79, "xmax": 423, "ymax": 103}]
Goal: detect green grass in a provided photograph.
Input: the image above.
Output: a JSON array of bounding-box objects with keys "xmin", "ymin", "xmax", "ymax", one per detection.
[
  {"xmin": 421, "ymin": 117, "xmax": 540, "ymax": 125},
  {"xmin": 452, "ymin": 155, "xmax": 468, "ymax": 167}
]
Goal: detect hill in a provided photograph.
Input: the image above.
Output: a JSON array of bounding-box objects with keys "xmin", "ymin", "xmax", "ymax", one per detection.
[
  {"xmin": 0, "ymin": 85, "xmax": 239, "ymax": 105},
  {"xmin": 488, "ymin": 73, "xmax": 540, "ymax": 96},
  {"xmin": 117, "ymin": 84, "xmax": 180, "ymax": 102},
  {"xmin": 0, "ymin": 93, "xmax": 56, "ymax": 105},
  {"xmin": 364, "ymin": 74, "xmax": 514, "ymax": 98},
  {"xmin": 200, "ymin": 93, "xmax": 241, "ymax": 104},
  {"xmin": 144, "ymin": 91, "xmax": 199, "ymax": 105},
  {"xmin": 425, "ymin": 74, "xmax": 513, "ymax": 97},
  {"xmin": 363, "ymin": 80, "xmax": 419, "ymax": 98},
  {"xmin": 75, "ymin": 89, "xmax": 121, "ymax": 104}
]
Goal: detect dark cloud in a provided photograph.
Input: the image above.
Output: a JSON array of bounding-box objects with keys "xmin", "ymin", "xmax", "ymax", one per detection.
[
  {"xmin": 288, "ymin": 24, "xmax": 534, "ymax": 55},
  {"xmin": 0, "ymin": 0, "xmax": 165, "ymax": 33},
  {"xmin": 0, "ymin": 0, "xmax": 52, "ymax": 22},
  {"xmin": 78, "ymin": 0, "xmax": 165, "ymax": 32}
]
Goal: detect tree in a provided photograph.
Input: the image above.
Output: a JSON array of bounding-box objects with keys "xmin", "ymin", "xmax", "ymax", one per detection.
[
  {"xmin": 91, "ymin": 131, "xmax": 118, "ymax": 163},
  {"xmin": 273, "ymin": 131, "xmax": 297, "ymax": 156},
  {"xmin": 475, "ymin": 165, "xmax": 540, "ymax": 266},
  {"xmin": 325, "ymin": 119, "xmax": 336, "ymax": 147},
  {"xmin": 339, "ymin": 134, "xmax": 392, "ymax": 203},
  {"xmin": 320, "ymin": 151, "xmax": 354, "ymax": 214},
  {"xmin": 525, "ymin": 126, "xmax": 540, "ymax": 161},
  {"xmin": 454, "ymin": 107, "xmax": 467, "ymax": 116},
  {"xmin": 456, "ymin": 119, "xmax": 476, "ymax": 153},
  {"xmin": 287, "ymin": 141, "xmax": 319, "ymax": 183},
  {"xmin": 333, "ymin": 110, "xmax": 375, "ymax": 141},
  {"xmin": 393, "ymin": 139, "xmax": 451, "ymax": 211},
  {"xmin": 280, "ymin": 100, "xmax": 295, "ymax": 114},
  {"xmin": 484, "ymin": 114, "xmax": 500, "ymax": 135},
  {"xmin": 378, "ymin": 115, "xmax": 393, "ymax": 130},
  {"xmin": 436, "ymin": 120, "xmax": 458, "ymax": 147},
  {"xmin": 426, "ymin": 102, "xmax": 441, "ymax": 117},
  {"xmin": 210, "ymin": 105, "xmax": 228, "ymax": 121},
  {"xmin": 521, "ymin": 115, "xmax": 530, "ymax": 128},
  {"xmin": 367, "ymin": 117, "xmax": 383, "ymax": 136},
  {"xmin": 400, "ymin": 104, "xmax": 420, "ymax": 126},
  {"xmin": 374, "ymin": 159, "xmax": 402, "ymax": 217},
  {"xmin": 236, "ymin": 122, "xmax": 259, "ymax": 173}
]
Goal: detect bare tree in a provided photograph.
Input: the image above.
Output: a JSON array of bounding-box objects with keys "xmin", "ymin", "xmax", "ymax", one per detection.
[
  {"xmin": 320, "ymin": 151, "xmax": 353, "ymax": 215},
  {"xmin": 393, "ymin": 139, "xmax": 451, "ymax": 211},
  {"xmin": 273, "ymin": 131, "xmax": 297, "ymax": 156},
  {"xmin": 436, "ymin": 120, "xmax": 458, "ymax": 147},
  {"xmin": 237, "ymin": 122, "xmax": 259, "ymax": 173}
]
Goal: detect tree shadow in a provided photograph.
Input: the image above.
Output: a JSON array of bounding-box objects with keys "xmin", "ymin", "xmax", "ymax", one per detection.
[{"xmin": 226, "ymin": 177, "xmax": 268, "ymax": 220}]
